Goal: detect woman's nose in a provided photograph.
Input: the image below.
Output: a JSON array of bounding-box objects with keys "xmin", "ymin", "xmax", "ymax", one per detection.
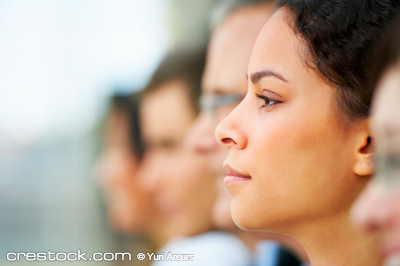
[{"xmin": 215, "ymin": 101, "xmax": 248, "ymax": 150}]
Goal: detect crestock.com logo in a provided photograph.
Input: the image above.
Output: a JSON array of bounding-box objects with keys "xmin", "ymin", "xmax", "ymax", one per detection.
[
  {"xmin": 6, "ymin": 250, "xmax": 195, "ymax": 262},
  {"xmin": 6, "ymin": 250, "xmax": 133, "ymax": 262}
]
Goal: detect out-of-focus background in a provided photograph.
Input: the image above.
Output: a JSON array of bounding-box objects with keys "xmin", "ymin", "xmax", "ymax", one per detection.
[{"xmin": 0, "ymin": 0, "xmax": 222, "ymax": 265}]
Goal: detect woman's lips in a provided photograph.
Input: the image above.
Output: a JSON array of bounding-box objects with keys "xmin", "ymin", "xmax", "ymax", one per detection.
[{"xmin": 223, "ymin": 165, "xmax": 251, "ymax": 186}]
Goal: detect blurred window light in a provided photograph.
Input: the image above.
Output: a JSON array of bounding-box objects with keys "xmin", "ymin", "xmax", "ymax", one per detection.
[{"xmin": 0, "ymin": 0, "xmax": 169, "ymax": 144}]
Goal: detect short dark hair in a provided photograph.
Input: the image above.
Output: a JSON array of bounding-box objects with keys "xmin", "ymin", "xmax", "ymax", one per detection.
[
  {"xmin": 209, "ymin": 0, "xmax": 276, "ymax": 31},
  {"xmin": 277, "ymin": 0, "xmax": 400, "ymax": 120},
  {"xmin": 111, "ymin": 93, "xmax": 144, "ymax": 160},
  {"xmin": 371, "ymin": 13, "xmax": 400, "ymax": 89},
  {"xmin": 142, "ymin": 44, "xmax": 207, "ymax": 114}
]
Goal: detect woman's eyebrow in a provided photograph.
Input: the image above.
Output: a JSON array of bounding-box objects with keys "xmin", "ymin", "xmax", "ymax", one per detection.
[{"xmin": 247, "ymin": 70, "xmax": 289, "ymax": 84}]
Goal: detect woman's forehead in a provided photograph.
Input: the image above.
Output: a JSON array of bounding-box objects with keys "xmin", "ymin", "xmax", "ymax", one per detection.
[{"xmin": 248, "ymin": 9, "xmax": 310, "ymax": 85}]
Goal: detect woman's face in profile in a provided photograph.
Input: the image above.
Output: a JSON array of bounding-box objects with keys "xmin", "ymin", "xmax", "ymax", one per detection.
[
  {"xmin": 352, "ymin": 64, "xmax": 400, "ymax": 265},
  {"xmin": 98, "ymin": 110, "xmax": 156, "ymax": 233},
  {"xmin": 140, "ymin": 80, "xmax": 216, "ymax": 237},
  {"xmin": 215, "ymin": 9, "xmax": 368, "ymax": 231}
]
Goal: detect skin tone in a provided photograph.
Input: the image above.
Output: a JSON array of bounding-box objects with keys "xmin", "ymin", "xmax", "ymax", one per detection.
[
  {"xmin": 186, "ymin": 2, "xmax": 308, "ymax": 260},
  {"xmin": 215, "ymin": 9, "xmax": 379, "ymax": 266},
  {"xmin": 188, "ymin": 2, "xmax": 275, "ymax": 229},
  {"xmin": 98, "ymin": 109, "xmax": 169, "ymax": 248},
  {"xmin": 352, "ymin": 62, "xmax": 400, "ymax": 266},
  {"xmin": 139, "ymin": 79, "xmax": 217, "ymax": 238}
]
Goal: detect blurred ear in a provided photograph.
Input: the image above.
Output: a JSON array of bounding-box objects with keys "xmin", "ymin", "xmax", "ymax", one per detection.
[{"xmin": 353, "ymin": 120, "xmax": 375, "ymax": 177}]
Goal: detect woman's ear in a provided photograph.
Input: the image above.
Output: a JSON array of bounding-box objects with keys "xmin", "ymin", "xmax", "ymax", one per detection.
[{"xmin": 353, "ymin": 121, "xmax": 375, "ymax": 177}]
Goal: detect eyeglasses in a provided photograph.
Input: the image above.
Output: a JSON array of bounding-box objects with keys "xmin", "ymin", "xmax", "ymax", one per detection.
[
  {"xmin": 374, "ymin": 151, "xmax": 400, "ymax": 187},
  {"xmin": 199, "ymin": 93, "xmax": 245, "ymax": 115}
]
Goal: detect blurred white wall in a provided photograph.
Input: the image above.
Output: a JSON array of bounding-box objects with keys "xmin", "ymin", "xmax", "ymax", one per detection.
[
  {"xmin": 0, "ymin": 0, "xmax": 169, "ymax": 143},
  {"xmin": 0, "ymin": 1, "xmax": 170, "ymax": 264}
]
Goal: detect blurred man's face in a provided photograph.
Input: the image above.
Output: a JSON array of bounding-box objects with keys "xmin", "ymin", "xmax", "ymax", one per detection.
[
  {"xmin": 98, "ymin": 110, "xmax": 155, "ymax": 233},
  {"xmin": 140, "ymin": 80, "xmax": 216, "ymax": 237},
  {"xmin": 352, "ymin": 64, "xmax": 400, "ymax": 266},
  {"xmin": 186, "ymin": 3, "xmax": 275, "ymax": 229}
]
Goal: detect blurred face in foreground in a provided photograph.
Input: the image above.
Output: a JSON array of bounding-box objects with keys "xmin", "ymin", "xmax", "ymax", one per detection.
[
  {"xmin": 98, "ymin": 109, "xmax": 156, "ymax": 233},
  {"xmin": 216, "ymin": 9, "xmax": 375, "ymax": 265},
  {"xmin": 186, "ymin": 2, "xmax": 275, "ymax": 229},
  {"xmin": 352, "ymin": 63, "xmax": 400, "ymax": 266},
  {"xmin": 140, "ymin": 79, "xmax": 216, "ymax": 237}
]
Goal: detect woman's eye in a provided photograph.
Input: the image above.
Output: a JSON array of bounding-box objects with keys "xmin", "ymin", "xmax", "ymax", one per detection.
[{"xmin": 255, "ymin": 93, "xmax": 280, "ymax": 108}]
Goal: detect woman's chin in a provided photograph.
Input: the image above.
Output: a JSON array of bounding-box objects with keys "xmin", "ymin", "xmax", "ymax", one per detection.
[
  {"xmin": 230, "ymin": 200, "xmax": 291, "ymax": 233},
  {"xmin": 231, "ymin": 216, "xmax": 254, "ymax": 231},
  {"xmin": 231, "ymin": 203, "xmax": 267, "ymax": 231}
]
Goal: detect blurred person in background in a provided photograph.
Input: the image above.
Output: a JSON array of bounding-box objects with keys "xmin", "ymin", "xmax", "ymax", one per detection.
[
  {"xmin": 186, "ymin": 1, "xmax": 308, "ymax": 265},
  {"xmin": 352, "ymin": 14, "xmax": 400, "ymax": 266},
  {"xmin": 215, "ymin": 0, "xmax": 400, "ymax": 265},
  {"xmin": 139, "ymin": 45, "xmax": 252, "ymax": 266},
  {"xmin": 98, "ymin": 94, "xmax": 171, "ymax": 265}
]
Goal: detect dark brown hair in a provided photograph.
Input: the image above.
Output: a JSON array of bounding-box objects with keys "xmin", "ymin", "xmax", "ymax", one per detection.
[
  {"xmin": 371, "ymin": 13, "xmax": 400, "ymax": 90},
  {"xmin": 141, "ymin": 44, "xmax": 207, "ymax": 114},
  {"xmin": 277, "ymin": 0, "xmax": 400, "ymax": 120},
  {"xmin": 110, "ymin": 93, "xmax": 144, "ymax": 160}
]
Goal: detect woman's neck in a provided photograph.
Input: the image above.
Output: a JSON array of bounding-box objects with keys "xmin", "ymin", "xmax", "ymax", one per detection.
[
  {"xmin": 234, "ymin": 230, "xmax": 309, "ymax": 263},
  {"xmin": 288, "ymin": 210, "xmax": 381, "ymax": 266}
]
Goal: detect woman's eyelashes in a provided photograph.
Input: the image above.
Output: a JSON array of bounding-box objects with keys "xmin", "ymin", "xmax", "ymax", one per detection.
[{"xmin": 255, "ymin": 93, "xmax": 281, "ymax": 109}]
